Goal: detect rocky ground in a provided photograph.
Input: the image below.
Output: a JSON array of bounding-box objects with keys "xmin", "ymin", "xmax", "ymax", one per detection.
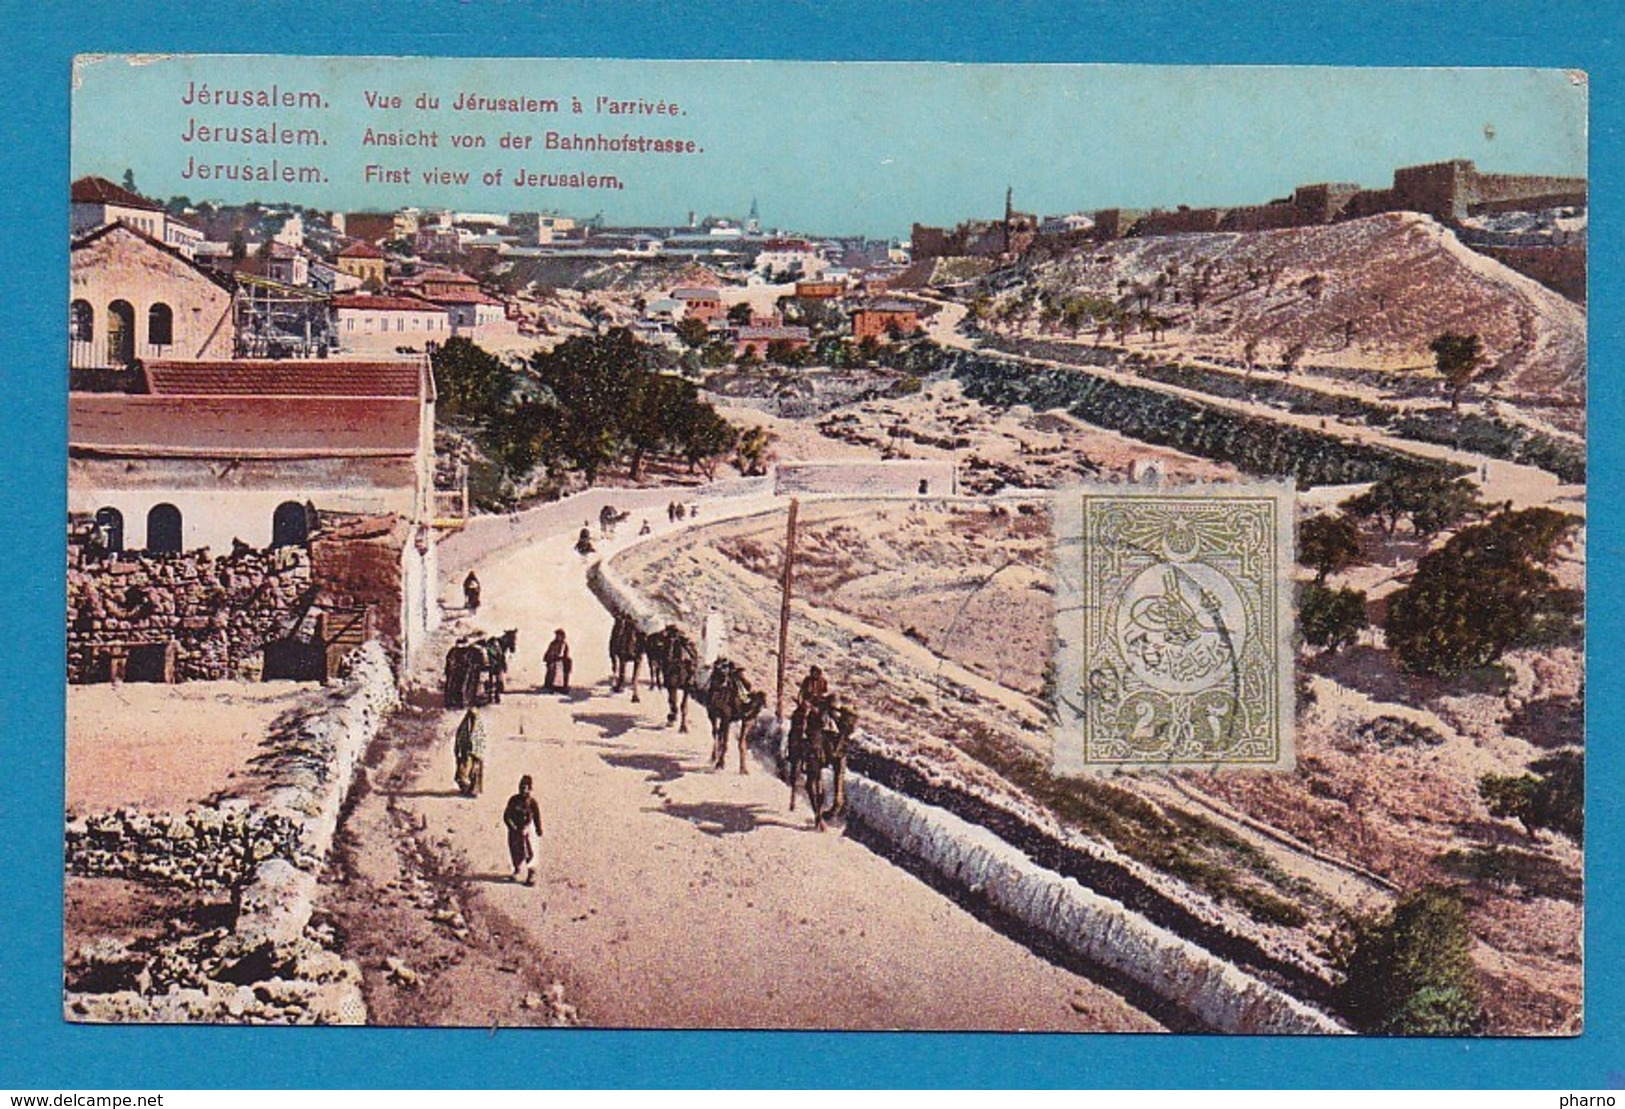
[{"xmin": 614, "ymin": 494, "xmax": 1584, "ymax": 1034}]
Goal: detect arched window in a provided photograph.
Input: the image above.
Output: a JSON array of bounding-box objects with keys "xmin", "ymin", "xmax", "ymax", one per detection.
[
  {"xmin": 107, "ymin": 300, "xmax": 135, "ymax": 366},
  {"xmin": 146, "ymin": 503, "xmax": 183, "ymax": 553},
  {"xmin": 271, "ymin": 500, "xmax": 310, "ymax": 548},
  {"xmin": 147, "ymin": 303, "xmax": 174, "ymax": 347},
  {"xmin": 71, "ymin": 300, "xmax": 94, "ymax": 341},
  {"xmin": 93, "ymin": 507, "xmax": 124, "ymax": 554}
]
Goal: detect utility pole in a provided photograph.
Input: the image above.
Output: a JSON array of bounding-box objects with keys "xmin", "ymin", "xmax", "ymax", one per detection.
[{"xmin": 775, "ymin": 498, "xmax": 799, "ymax": 719}]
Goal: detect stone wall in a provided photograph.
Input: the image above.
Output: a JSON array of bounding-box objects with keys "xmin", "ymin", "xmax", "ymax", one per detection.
[
  {"xmin": 1089, "ymin": 161, "xmax": 1586, "ymax": 244},
  {"xmin": 1473, "ymin": 243, "xmax": 1587, "ymax": 304},
  {"xmin": 64, "ymin": 641, "xmax": 399, "ymax": 1024},
  {"xmin": 309, "ymin": 514, "xmax": 410, "ymax": 649},
  {"xmin": 67, "ymin": 528, "xmax": 313, "ymax": 683},
  {"xmin": 67, "ymin": 512, "xmax": 417, "ymax": 683}
]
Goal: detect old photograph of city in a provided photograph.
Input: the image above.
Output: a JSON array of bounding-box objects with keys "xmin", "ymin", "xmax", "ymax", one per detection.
[{"xmin": 64, "ymin": 56, "xmax": 1586, "ymax": 1035}]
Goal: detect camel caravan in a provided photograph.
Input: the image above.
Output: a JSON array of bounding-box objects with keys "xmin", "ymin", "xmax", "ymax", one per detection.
[
  {"xmin": 604, "ymin": 609, "xmax": 855, "ymax": 830},
  {"xmin": 442, "ymin": 629, "xmax": 520, "ymax": 710}
]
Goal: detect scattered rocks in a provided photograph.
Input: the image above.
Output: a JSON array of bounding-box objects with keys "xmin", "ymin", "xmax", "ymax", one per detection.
[{"xmin": 1354, "ymin": 715, "xmax": 1449, "ymax": 749}]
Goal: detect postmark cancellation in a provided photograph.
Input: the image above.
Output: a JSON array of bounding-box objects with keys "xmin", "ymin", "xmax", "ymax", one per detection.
[{"xmin": 1053, "ymin": 482, "xmax": 1295, "ymax": 773}]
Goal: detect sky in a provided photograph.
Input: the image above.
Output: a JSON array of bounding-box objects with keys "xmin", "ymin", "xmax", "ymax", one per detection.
[{"xmin": 73, "ymin": 55, "xmax": 1588, "ymax": 241}]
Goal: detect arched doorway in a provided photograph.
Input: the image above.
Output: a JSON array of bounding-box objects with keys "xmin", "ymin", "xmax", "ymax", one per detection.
[
  {"xmin": 147, "ymin": 303, "xmax": 174, "ymax": 349},
  {"xmin": 271, "ymin": 500, "xmax": 310, "ymax": 548},
  {"xmin": 93, "ymin": 507, "xmax": 124, "ymax": 553},
  {"xmin": 107, "ymin": 300, "xmax": 135, "ymax": 366},
  {"xmin": 71, "ymin": 300, "xmax": 94, "ymax": 341},
  {"xmin": 146, "ymin": 503, "xmax": 182, "ymax": 553}
]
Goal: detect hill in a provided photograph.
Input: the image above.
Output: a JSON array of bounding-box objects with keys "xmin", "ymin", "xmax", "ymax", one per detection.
[{"xmin": 986, "ymin": 213, "xmax": 1585, "ymax": 432}]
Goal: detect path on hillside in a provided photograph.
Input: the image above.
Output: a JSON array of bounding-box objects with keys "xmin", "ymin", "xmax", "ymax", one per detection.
[
  {"xmin": 909, "ymin": 294, "xmax": 1584, "ymax": 518},
  {"xmin": 364, "ymin": 491, "xmax": 1160, "ymax": 1031}
]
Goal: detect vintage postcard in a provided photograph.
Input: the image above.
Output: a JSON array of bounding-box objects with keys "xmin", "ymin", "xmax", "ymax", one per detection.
[{"xmin": 65, "ymin": 56, "xmax": 1585, "ymax": 1036}]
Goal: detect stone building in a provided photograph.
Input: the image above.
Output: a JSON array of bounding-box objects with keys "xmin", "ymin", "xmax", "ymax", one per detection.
[
  {"xmin": 68, "ymin": 357, "xmax": 441, "ymax": 668},
  {"xmin": 851, "ymin": 300, "xmax": 921, "ymax": 343},
  {"xmin": 331, "ymin": 295, "xmax": 451, "ymax": 353},
  {"xmin": 336, "ymin": 241, "xmax": 387, "ymax": 286},
  {"xmin": 70, "ymin": 222, "xmax": 236, "ymax": 370}
]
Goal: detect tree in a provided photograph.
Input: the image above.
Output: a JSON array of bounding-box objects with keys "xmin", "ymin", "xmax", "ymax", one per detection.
[
  {"xmin": 1430, "ymin": 333, "xmax": 1484, "ymax": 414},
  {"xmin": 675, "ymin": 316, "xmax": 710, "ymax": 349},
  {"xmin": 766, "ymin": 338, "xmax": 806, "ymax": 367},
  {"xmin": 1479, "ymin": 750, "xmax": 1583, "ymax": 842},
  {"xmin": 431, "ymin": 336, "xmax": 514, "ymax": 422},
  {"xmin": 727, "ymin": 301, "xmax": 754, "ymax": 326},
  {"xmin": 582, "ymin": 302, "xmax": 609, "ymax": 334},
  {"xmin": 1242, "ymin": 337, "xmax": 1260, "ymax": 379},
  {"xmin": 1341, "ymin": 472, "xmax": 1480, "ymax": 538},
  {"xmin": 229, "ymin": 229, "xmax": 247, "ymax": 263},
  {"xmin": 1301, "ymin": 584, "xmax": 1369, "ymax": 654},
  {"xmin": 1299, "ymin": 513, "xmax": 1363, "ymax": 582},
  {"xmin": 1331, "ymin": 886, "xmax": 1484, "ymax": 1035},
  {"xmin": 734, "ymin": 426, "xmax": 772, "ymax": 476},
  {"xmin": 1385, "ymin": 508, "xmax": 1580, "ymax": 677},
  {"xmin": 121, "ymin": 168, "xmax": 138, "ymax": 194}
]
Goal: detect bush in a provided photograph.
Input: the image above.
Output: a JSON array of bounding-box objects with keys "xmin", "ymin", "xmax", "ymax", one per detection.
[
  {"xmin": 1386, "ymin": 508, "xmax": 1580, "ymax": 677},
  {"xmin": 1332, "ymin": 886, "xmax": 1484, "ymax": 1035},
  {"xmin": 1479, "ymin": 750, "xmax": 1583, "ymax": 843},
  {"xmin": 1301, "ymin": 584, "xmax": 1368, "ymax": 653}
]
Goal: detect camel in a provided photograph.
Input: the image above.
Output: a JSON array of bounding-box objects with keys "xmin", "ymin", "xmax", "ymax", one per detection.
[
  {"xmin": 608, "ymin": 612, "xmax": 645, "ymax": 701},
  {"xmin": 607, "ymin": 604, "xmax": 643, "ymax": 699},
  {"xmin": 442, "ymin": 629, "xmax": 518, "ymax": 708},
  {"xmin": 786, "ymin": 694, "xmax": 858, "ymax": 831},
  {"xmin": 653, "ymin": 624, "xmax": 699, "ymax": 733},
  {"xmin": 705, "ymin": 658, "xmax": 767, "ymax": 774},
  {"xmin": 443, "ymin": 640, "xmax": 484, "ymax": 709},
  {"xmin": 599, "ymin": 504, "xmax": 631, "ymax": 538},
  {"xmin": 479, "ymin": 629, "xmax": 519, "ymax": 704}
]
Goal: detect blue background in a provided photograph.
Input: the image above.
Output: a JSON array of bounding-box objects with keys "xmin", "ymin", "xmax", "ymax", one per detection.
[{"xmin": 2, "ymin": 0, "xmax": 1616, "ymax": 1090}]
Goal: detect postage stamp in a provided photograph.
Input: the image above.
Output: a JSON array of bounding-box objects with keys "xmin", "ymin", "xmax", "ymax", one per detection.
[{"xmin": 1054, "ymin": 483, "xmax": 1295, "ymax": 772}]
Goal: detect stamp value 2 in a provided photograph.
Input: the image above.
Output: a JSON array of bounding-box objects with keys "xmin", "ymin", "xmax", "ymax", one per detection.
[{"xmin": 1053, "ymin": 483, "xmax": 1295, "ymax": 772}]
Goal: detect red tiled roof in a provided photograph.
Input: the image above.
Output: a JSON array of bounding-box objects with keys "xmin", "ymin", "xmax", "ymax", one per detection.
[
  {"xmin": 425, "ymin": 288, "xmax": 503, "ymax": 305},
  {"xmin": 331, "ymin": 295, "xmax": 445, "ymax": 313},
  {"xmin": 143, "ymin": 359, "xmax": 427, "ymax": 399},
  {"xmin": 338, "ymin": 241, "xmax": 386, "ymax": 258},
  {"xmin": 69, "ymin": 395, "xmax": 423, "ymax": 458},
  {"xmin": 71, "ymin": 175, "xmax": 162, "ymax": 212}
]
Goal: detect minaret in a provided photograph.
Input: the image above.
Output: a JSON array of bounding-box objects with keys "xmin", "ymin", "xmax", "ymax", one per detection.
[
  {"xmin": 747, "ymin": 197, "xmax": 761, "ymax": 235},
  {"xmin": 1004, "ymin": 186, "xmax": 1014, "ymax": 254}
]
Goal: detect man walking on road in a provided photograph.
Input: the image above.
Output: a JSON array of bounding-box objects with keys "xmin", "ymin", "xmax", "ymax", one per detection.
[
  {"xmin": 503, "ymin": 774, "xmax": 544, "ymax": 885},
  {"xmin": 543, "ymin": 628, "xmax": 573, "ymax": 693},
  {"xmin": 454, "ymin": 707, "xmax": 486, "ymax": 797}
]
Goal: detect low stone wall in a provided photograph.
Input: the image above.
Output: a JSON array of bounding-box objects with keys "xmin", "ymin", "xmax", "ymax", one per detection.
[
  {"xmin": 599, "ymin": 528, "xmax": 1346, "ymax": 1033},
  {"xmin": 64, "ymin": 641, "xmax": 398, "ymax": 1024},
  {"xmin": 845, "ymin": 776, "xmax": 1342, "ymax": 1034}
]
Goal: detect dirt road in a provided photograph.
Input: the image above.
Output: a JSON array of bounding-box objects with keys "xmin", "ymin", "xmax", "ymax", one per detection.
[{"xmin": 333, "ymin": 492, "xmax": 1161, "ymax": 1031}]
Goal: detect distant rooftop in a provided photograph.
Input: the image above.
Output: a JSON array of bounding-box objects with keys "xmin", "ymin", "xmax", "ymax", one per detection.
[{"xmin": 71, "ymin": 175, "xmax": 162, "ymax": 212}]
